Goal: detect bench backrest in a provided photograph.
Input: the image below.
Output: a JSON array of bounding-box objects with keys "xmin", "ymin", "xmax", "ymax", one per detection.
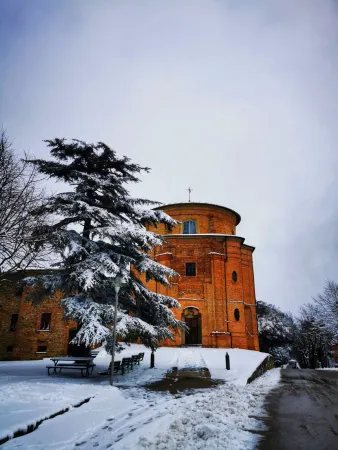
[
  {"xmin": 131, "ymin": 355, "xmax": 139, "ymax": 361},
  {"xmin": 122, "ymin": 357, "xmax": 131, "ymax": 365},
  {"xmin": 138, "ymin": 352, "xmax": 145, "ymax": 361}
]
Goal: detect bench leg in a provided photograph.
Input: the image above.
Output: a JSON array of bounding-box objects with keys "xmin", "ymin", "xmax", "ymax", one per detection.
[{"xmin": 81, "ymin": 368, "xmax": 90, "ymax": 377}]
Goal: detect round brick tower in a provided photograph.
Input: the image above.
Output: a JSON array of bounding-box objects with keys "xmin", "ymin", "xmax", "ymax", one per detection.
[{"xmin": 146, "ymin": 202, "xmax": 259, "ymax": 350}]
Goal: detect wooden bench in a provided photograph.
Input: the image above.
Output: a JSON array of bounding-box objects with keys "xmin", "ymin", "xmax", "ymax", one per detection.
[
  {"xmin": 46, "ymin": 363, "xmax": 95, "ymax": 377},
  {"xmin": 98, "ymin": 360, "xmax": 121, "ymax": 376},
  {"xmin": 120, "ymin": 357, "xmax": 132, "ymax": 374},
  {"xmin": 131, "ymin": 353, "xmax": 144, "ymax": 366},
  {"xmin": 99, "ymin": 352, "xmax": 145, "ymax": 376}
]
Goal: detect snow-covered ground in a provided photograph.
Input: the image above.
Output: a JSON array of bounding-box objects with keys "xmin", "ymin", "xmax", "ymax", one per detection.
[{"xmin": 0, "ymin": 345, "xmax": 276, "ymax": 450}]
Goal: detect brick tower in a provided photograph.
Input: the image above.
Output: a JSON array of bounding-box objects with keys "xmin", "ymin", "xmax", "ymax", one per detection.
[{"xmin": 146, "ymin": 202, "xmax": 259, "ymax": 350}]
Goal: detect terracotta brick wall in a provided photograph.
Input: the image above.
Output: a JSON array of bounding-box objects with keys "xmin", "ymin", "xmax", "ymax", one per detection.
[
  {"xmin": 153, "ymin": 203, "xmax": 239, "ymax": 236},
  {"xmin": 0, "ymin": 275, "xmax": 22, "ymax": 360},
  {"xmin": 0, "ymin": 273, "xmax": 77, "ymax": 360},
  {"xmin": 147, "ymin": 203, "xmax": 260, "ymax": 351}
]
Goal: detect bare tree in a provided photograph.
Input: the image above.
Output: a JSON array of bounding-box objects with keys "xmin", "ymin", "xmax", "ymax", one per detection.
[
  {"xmin": 0, "ymin": 130, "xmax": 47, "ymax": 281},
  {"xmin": 293, "ymin": 303, "xmax": 333, "ymax": 368}
]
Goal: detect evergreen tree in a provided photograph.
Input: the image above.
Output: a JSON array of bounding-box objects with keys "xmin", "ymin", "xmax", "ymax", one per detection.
[{"xmin": 26, "ymin": 138, "xmax": 184, "ymax": 351}]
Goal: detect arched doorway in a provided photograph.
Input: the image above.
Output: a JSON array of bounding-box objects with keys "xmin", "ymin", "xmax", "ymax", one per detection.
[{"xmin": 183, "ymin": 307, "xmax": 202, "ymax": 345}]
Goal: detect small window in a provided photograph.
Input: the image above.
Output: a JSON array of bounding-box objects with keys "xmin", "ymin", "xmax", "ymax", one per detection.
[
  {"xmin": 234, "ymin": 308, "xmax": 240, "ymax": 321},
  {"xmin": 37, "ymin": 345, "xmax": 47, "ymax": 353},
  {"xmin": 232, "ymin": 271, "xmax": 238, "ymax": 282},
  {"xmin": 7, "ymin": 345, "xmax": 13, "ymax": 352},
  {"xmin": 9, "ymin": 313, "xmax": 19, "ymax": 331},
  {"xmin": 186, "ymin": 263, "xmax": 196, "ymax": 276},
  {"xmin": 183, "ymin": 220, "xmax": 196, "ymax": 234},
  {"xmin": 39, "ymin": 313, "xmax": 52, "ymax": 331}
]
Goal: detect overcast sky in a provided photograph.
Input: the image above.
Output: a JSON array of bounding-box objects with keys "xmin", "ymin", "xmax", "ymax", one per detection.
[{"xmin": 1, "ymin": 0, "xmax": 338, "ymax": 314}]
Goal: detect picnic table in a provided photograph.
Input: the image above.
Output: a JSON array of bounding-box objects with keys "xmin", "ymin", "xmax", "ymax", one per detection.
[{"xmin": 47, "ymin": 356, "xmax": 95, "ymax": 377}]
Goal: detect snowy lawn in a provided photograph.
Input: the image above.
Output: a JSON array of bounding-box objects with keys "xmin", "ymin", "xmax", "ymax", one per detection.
[{"xmin": 1, "ymin": 345, "xmax": 271, "ymax": 449}]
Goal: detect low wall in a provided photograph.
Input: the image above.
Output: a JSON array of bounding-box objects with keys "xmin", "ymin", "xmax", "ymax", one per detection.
[{"xmin": 247, "ymin": 355, "xmax": 274, "ymax": 384}]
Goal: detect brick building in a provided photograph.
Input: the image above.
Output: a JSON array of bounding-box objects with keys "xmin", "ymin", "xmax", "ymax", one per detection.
[
  {"xmin": 0, "ymin": 271, "xmax": 80, "ymax": 361},
  {"xmin": 146, "ymin": 202, "xmax": 259, "ymax": 350},
  {"xmin": 0, "ymin": 202, "xmax": 259, "ymax": 360}
]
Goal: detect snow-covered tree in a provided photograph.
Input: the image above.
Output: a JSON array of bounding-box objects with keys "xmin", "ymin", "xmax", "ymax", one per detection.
[
  {"xmin": 25, "ymin": 138, "xmax": 184, "ymax": 351},
  {"xmin": 293, "ymin": 303, "xmax": 332, "ymax": 368},
  {"xmin": 312, "ymin": 280, "xmax": 338, "ymax": 345},
  {"xmin": 256, "ymin": 301, "xmax": 294, "ymax": 364}
]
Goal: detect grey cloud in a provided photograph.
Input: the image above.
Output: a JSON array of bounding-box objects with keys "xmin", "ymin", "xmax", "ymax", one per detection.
[{"xmin": 1, "ymin": 0, "xmax": 338, "ymax": 313}]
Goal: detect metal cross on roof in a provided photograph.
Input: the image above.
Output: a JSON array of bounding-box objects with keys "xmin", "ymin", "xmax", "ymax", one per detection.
[{"xmin": 187, "ymin": 187, "xmax": 192, "ymax": 202}]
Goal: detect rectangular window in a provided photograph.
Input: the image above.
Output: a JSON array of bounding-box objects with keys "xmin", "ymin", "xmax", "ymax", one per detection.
[
  {"xmin": 9, "ymin": 314, "xmax": 19, "ymax": 331},
  {"xmin": 183, "ymin": 221, "xmax": 196, "ymax": 234},
  {"xmin": 7, "ymin": 345, "xmax": 13, "ymax": 352},
  {"xmin": 37, "ymin": 345, "xmax": 47, "ymax": 353},
  {"xmin": 39, "ymin": 313, "xmax": 52, "ymax": 331},
  {"xmin": 186, "ymin": 262, "xmax": 196, "ymax": 276}
]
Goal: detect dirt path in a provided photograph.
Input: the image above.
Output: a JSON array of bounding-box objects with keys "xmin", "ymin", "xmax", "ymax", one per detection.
[{"xmin": 257, "ymin": 369, "xmax": 338, "ymax": 450}]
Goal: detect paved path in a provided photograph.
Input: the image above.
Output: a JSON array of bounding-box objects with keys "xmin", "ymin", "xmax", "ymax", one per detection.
[{"xmin": 257, "ymin": 369, "xmax": 338, "ymax": 450}]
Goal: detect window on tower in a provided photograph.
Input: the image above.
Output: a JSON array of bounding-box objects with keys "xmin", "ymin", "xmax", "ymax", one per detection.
[
  {"xmin": 186, "ymin": 262, "xmax": 196, "ymax": 276},
  {"xmin": 183, "ymin": 220, "xmax": 196, "ymax": 234}
]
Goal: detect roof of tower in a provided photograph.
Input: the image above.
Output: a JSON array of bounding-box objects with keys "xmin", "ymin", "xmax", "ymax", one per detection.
[{"xmin": 153, "ymin": 202, "xmax": 241, "ymax": 225}]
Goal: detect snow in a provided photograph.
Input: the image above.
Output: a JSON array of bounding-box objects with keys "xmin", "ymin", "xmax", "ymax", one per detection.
[
  {"xmin": 1, "ymin": 345, "xmax": 273, "ymax": 449},
  {"xmin": 130, "ymin": 368, "xmax": 281, "ymax": 450}
]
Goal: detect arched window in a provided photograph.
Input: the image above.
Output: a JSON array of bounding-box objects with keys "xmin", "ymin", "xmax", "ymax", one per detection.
[
  {"xmin": 183, "ymin": 220, "xmax": 196, "ymax": 234},
  {"xmin": 234, "ymin": 308, "xmax": 240, "ymax": 321},
  {"xmin": 232, "ymin": 271, "xmax": 238, "ymax": 282}
]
